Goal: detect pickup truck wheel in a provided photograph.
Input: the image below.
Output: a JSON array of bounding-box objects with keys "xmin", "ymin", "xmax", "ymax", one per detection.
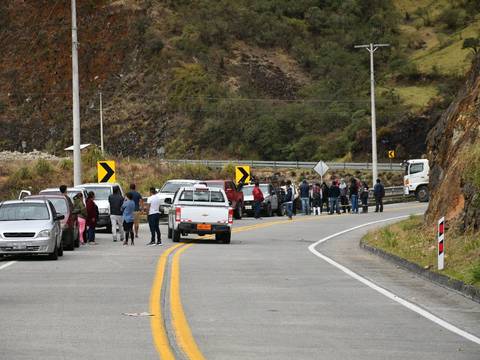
[
  {"xmin": 172, "ymin": 229, "xmax": 180, "ymax": 242},
  {"xmin": 63, "ymin": 230, "xmax": 75, "ymax": 251},
  {"xmin": 168, "ymin": 227, "xmax": 172, "ymax": 239},
  {"xmin": 416, "ymin": 186, "xmax": 429, "ymax": 202},
  {"xmin": 234, "ymin": 205, "xmax": 242, "ymax": 220},
  {"xmin": 266, "ymin": 204, "xmax": 273, "ymax": 217},
  {"xmin": 223, "ymin": 231, "xmax": 231, "ymax": 244}
]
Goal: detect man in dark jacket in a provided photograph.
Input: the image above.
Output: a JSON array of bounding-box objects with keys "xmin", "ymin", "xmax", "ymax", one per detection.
[
  {"xmin": 108, "ymin": 187, "xmax": 125, "ymax": 242},
  {"xmin": 329, "ymin": 180, "xmax": 341, "ymax": 214},
  {"xmin": 321, "ymin": 182, "xmax": 330, "ymax": 213},
  {"xmin": 299, "ymin": 179, "xmax": 310, "ymax": 215},
  {"xmin": 373, "ymin": 178, "xmax": 385, "ymax": 212},
  {"xmin": 285, "ymin": 180, "xmax": 294, "ymax": 220}
]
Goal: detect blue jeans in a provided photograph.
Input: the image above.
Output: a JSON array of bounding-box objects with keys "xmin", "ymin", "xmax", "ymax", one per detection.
[
  {"xmin": 286, "ymin": 202, "xmax": 293, "ymax": 218},
  {"xmin": 87, "ymin": 225, "xmax": 96, "ymax": 243},
  {"xmin": 351, "ymin": 195, "xmax": 359, "ymax": 213},
  {"xmin": 254, "ymin": 201, "xmax": 262, "ymax": 218},
  {"xmin": 329, "ymin": 197, "xmax": 339, "ymax": 214},
  {"xmin": 148, "ymin": 213, "xmax": 161, "ymax": 243},
  {"xmin": 301, "ymin": 197, "xmax": 310, "ymax": 215}
]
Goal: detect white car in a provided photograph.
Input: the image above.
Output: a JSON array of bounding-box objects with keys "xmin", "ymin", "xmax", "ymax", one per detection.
[
  {"xmin": 166, "ymin": 185, "xmax": 233, "ymax": 244},
  {"xmin": 156, "ymin": 179, "xmax": 201, "ymax": 215},
  {"xmin": 80, "ymin": 183, "xmax": 124, "ymax": 231},
  {"xmin": 0, "ymin": 199, "xmax": 64, "ymax": 260}
]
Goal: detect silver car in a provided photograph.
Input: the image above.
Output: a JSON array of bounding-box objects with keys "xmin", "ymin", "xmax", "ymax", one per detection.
[{"xmin": 0, "ymin": 199, "xmax": 64, "ymax": 260}]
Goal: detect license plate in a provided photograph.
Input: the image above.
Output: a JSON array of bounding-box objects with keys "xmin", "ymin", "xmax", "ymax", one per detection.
[
  {"xmin": 197, "ymin": 224, "xmax": 212, "ymax": 231},
  {"xmin": 245, "ymin": 205, "xmax": 252, "ymax": 210},
  {"xmin": 13, "ymin": 243, "xmax": 27, "ymax": 249}
]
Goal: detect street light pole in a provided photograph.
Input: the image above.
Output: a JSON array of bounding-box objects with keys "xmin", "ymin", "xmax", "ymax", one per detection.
[
  {"xmin": 99, "ymin": 91, "xmax": 104, "ymax": 155},
  {"xmin": 71, "ymin": 0, "xmax": 81, "ymax": 186},
  {"xmin": 354, "ymin": 43, "xmax": 390, "ymax": 183}
]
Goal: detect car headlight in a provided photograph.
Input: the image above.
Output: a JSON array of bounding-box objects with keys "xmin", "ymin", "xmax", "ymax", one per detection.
[
  {"xmin": 37, "ymin": 230, "xmax": 51, "ymax": 238},
  {"xmin": 99, "ymin": 208, "xmax": 109, "ymax": 214}
]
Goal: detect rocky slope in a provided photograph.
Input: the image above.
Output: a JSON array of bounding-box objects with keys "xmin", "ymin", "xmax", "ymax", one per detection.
[{"xmin": 426, "ymin": 54, "xmax": 480, "ymax": 231}]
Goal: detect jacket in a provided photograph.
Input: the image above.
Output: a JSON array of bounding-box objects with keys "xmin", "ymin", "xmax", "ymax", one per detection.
[
  {"xmin": 285, "ymin": 187, "xmax": 293, "ymax": 202},
  {"xmin": 73, "ymin": 197, "xmax": 87, "ymax": 219},
  {"xmin": 374, "ymin": 183, "xmax": 385, "ymax": 197},
  {"xmin": 299, "ymin": 182, "xmax": 310, "ymax": 198},
  {"xmin": 329, "ymin": 185, "xmax": 340, "ymax": 198},
  {"xmin": 109, "ymin": 193, "xmax": 124, "ymax": 216},
  {"xmin": 252, "ymin": 187, "xmax": 264, "ymax": 202},
  {"xmin": 349, "ymin": 183, "xmax": 358, "ymax": 196},
  {"xmin": 86, "ymin": 198, "xmax": 97, "ymax": 227}
]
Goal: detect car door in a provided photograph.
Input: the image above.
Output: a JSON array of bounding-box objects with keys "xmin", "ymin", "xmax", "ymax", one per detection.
[{"xmin": 48, "ymin": 203, "xmax": 61, "ymax": 246}]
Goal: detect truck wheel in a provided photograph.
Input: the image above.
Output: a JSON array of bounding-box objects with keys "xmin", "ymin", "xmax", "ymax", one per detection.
[
  {"xmin": 172, "ymin": 229, "xmax": 180, "ymax": 243},
  {"xmin": 168, "ymin": 227, "xmax": 172, "ymax": 239},
  {"xmin": 416, "ymin": 186, "xmax": 429, "ymax": 202},
  {"xmin": 58, "ymin": 240, "xmax": 63, "ymax": 257},
  {"xmin": 223, "ymin": 231, "xmax": 231, "ymax": 244},
  {"xmin": 234, "ymin": 204, "xmax": 242, "ymax": 220},
  {"xmin": 265, "ymin": 204, "xmax": 272, "ymax": 217}
]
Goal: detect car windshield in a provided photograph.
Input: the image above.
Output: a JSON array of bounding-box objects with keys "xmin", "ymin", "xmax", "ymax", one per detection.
[
  {"xmin": 0, "ymin": 203, "xmax": 50, "ymax": 221},
  {"xmin": 161, "ymin": 182, "xmax": 195, "ymax": 193},
  {"xmin": 242, "ymin": 185, "xmax": 269, "ymax": 196},
  {"xmin": 83, "ymin": 187, "xmax": 111, "ymax": 200},
  {"xmin": 48, "ymin": 198, "xmax": 68, "ymax": 215}
]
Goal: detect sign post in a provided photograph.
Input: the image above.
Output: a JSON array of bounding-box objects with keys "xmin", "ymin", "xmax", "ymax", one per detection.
[
  {"xmin": 97, "ymin": 161, "xmax": 116, "ymax": 183},
  {"xmin": 313, "ymin": 160, "xmax": 329, "ymax": 184},
  {"xmin": 235, "ymin": 166, "xmax": 251, "ymax": 186},
  {"xmin": 438, "ymin": 217, "xmax": 445, "ymax": 270}
]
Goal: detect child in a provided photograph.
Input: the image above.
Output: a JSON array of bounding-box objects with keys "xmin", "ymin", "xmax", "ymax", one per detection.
[
  {"xmin": 121, "ymin": 193, "xmax": 136, "ymax": 246},
  {"xmin": 360, "ymin": 181, "xmax": 369, "ymax": 213}
]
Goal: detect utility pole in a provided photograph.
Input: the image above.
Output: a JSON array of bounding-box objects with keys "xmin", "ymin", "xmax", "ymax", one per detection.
[
  {"xmin": 99, "ymin": 91, "xmax": 104, "ymax": 155},
  {"xmin": 354, "ymin": 43, "xmax": 390, "ymax": 183},
  {"xmin": 71, "ymin": 0, "xmax": 81, "ymax": 186}
]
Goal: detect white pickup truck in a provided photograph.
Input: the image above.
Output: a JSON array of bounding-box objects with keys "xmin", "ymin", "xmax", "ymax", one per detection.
[{"xmin": 165, "ymin": 185, "xmax": 233, "ymax": 244}]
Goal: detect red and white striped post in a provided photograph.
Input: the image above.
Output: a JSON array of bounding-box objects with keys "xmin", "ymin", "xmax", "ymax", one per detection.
[{"xmin": 437, "ymin": 217, "xmax": 445, "ymax": 270}]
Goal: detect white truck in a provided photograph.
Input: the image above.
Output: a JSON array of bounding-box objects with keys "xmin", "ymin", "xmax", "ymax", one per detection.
[
  {"xmin": 165, "ymin": 185, "xmax": 233, "ymax": 244},
  {"xmin": 404, "ymin": 159, "xmax": 429, "ymax": 202}
]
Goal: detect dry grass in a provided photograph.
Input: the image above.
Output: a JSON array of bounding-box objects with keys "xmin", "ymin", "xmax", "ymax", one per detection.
[{"xmin": 363, "ymin": 216, "xmax": 480, "ymax": 288}]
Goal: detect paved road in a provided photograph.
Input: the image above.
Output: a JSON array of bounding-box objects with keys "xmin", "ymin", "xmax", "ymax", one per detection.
[{"xmin": 0, "ymin": 203, "xmax": 479, "ymax": 359}]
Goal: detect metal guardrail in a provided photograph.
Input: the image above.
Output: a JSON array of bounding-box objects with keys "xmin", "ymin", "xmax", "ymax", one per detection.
[{"xmin": 162, "ymin": 159, "xmax": 403, "ymax": 171}]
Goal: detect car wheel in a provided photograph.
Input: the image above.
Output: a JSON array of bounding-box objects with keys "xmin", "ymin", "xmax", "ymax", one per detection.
[
  {"xmin": 58, "ymin": 240, "xmax": 64, "ymax": 257},
  {"xmin": 172, "ymin": 229, "xmax": 180, "ymax": 242},
  {"xmin": 223, "ymin": 231, "xmax": 231, "ymax": 244},
  {"xmin": 168, "ymin": 227, "xmax": 172, "ymax": 239},
  {"xmin": 63, "ymin": 231, "xmax": 75, "ymax": 251},
  {"xmin": 106, "ymin": 224, "xmax": 112, "ymax": 233},
  {"xmin": 266, "ymin": 204, "xmax": 272, "ymax": 217},
  {"xmin": 48, "ymin": 244, "xmax": 58, "ymax": 260},
  {"xmin": 74, "ymin": 227, "xmax": 80, "ymax": 248}
]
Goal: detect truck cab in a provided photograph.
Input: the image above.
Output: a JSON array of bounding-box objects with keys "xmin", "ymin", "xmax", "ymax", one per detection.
[{"xmin": 404, "ymin": 159, "xmax": 429, "ymax": 202}]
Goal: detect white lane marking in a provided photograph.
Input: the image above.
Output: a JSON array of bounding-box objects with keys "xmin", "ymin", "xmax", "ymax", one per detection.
[
  {"xmin": 308, "ymin": 215, "xmax": 480, "ymax": 346},
  {"xmin": 0, "ymin": 261, "xmax": 16, "ymax": 271}
]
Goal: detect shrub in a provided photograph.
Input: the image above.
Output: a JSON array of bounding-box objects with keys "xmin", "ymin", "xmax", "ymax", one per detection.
[
  {"xmin": 59, "ymin": 159, "xmax": 73, "ymax": 171},
  {"xmin": 35, "ymin": 159, "xmax": 53, "ymax": 176}
]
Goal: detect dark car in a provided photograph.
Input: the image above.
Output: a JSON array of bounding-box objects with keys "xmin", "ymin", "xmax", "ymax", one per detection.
[
  {"xmin": 203, "ymin": 180, "xmax": 244, "ymax": 219},
  {"xmin": 25, "ymin": 195, "xmax": 78, "ymax": 250}
]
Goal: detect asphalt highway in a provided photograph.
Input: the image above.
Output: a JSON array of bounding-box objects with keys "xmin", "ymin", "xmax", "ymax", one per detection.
[{"xmin": 0, "ymin": 203, "xmax": 479, "ymax": 359}]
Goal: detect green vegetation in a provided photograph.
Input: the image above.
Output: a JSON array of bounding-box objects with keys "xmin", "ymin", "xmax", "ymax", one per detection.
[{"xmin": 363, "ymin": 216, "xmax": 480, "ymax": 288}]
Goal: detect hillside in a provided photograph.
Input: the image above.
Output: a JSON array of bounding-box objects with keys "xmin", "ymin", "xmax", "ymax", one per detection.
[{"xmin": 0, "ymin": 0, "xmax": 479, "ymax": 161}]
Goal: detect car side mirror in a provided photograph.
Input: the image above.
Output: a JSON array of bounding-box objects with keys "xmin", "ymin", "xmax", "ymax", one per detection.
[
  {"xmin": 55, "ymin": 215, "xmax": 65, "ymax": 221},
  {"xmin": 164, "ymin": 198, "xmax": 172, "ymax": 205}
]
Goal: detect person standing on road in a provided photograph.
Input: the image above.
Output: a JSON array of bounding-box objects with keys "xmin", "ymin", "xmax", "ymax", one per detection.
[
  {"xmin": 86, "ymin": 191, "xmax": 98, "ymax": 245},
  {"xmin": 252, "ymin": 182, "xmax": 264, "ymax": 219},
  {"xmin": 311, "ymin": 182, "xmax": 322, "ymax": 215},
  {"xmin": 284, "ymin": 180, "xmax": 294, "ymax": 220},
  {"xmin": 321, "ymin": 182, "xmax": 330, "ymax": 214},
  {"xmin": 121, "ymin": 193, "xmax": 136, "ymax": 246},
  {"xmin": 59, "ymin": 185, "xmax": 68, "ymax": 196},
  {"xmin": 146, "ymin": 187, "xmax": 162, "ymax": 246},
  {"xmin": 373, "ymin": 178, "xmax": 385, "ymax": 213},
  {"xmin": 329, "ymin": 180, "xmax": 341, "ymax": 215},
  {"xmin": 339, "ymin": 179, "xmax": 350, "ymax": 213},
  {"xmin": 349, "ymin": 178, "xmax": 359, "ymax": 214},
  {"xmin": 129, "ymin": 184, "xmax": 143, "ymax": 238},
  {"xmin": 299, "ymin": 179, "xmax": 310, "ymax": 215},
  {"xmin": 360, "ymin": 181, "xmax": 369, "ymax": 213},
  {"xmin": 108, "ymin": 187, "xmax": 125, "ymax": 243},
  {"xmin": 73, "ymin": 192, "xmax": 87, "ymax": 245}
]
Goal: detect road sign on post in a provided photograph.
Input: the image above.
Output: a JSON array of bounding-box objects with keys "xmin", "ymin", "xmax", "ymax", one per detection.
[
  {"xmin": 97, "ymin": 161, "xmax": 116, "ymax": 183},
  {"xmin": 313, "ymin": 161, "xmax": 329, "ymax": 177},
  {"xmin": 388, "ymin": 150, "xmax": 396, "ymax": 159},
  {"xmin": 438, "ymin": 217, "xmax": 445, "ymax": 270},
  {"xmin": 235, "ymin": 166, "xmax": 250, "ymax": 186}
]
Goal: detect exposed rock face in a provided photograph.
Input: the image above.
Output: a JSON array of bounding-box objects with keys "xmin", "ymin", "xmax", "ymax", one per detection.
[{"xmin": 426, "ymin": 55, "xmax": 480, "ymax": 230}]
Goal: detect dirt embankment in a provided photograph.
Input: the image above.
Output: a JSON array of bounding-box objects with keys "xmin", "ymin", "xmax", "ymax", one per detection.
[{"xmin": 426, "ymin": 55, "xmax": 480, "ymax": 231}]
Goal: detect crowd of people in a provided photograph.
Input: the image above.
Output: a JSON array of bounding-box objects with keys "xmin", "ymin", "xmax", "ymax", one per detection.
[
  {"xmin": 68, "ymin": 184, "xmax": 163, "ymax": 247},
  {"xmin": 280, "ymin": 177, "xmax": 385, "ymax": 220}
]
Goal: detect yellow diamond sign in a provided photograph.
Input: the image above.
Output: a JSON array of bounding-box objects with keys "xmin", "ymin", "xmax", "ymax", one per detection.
[
  {"xmin": 97, "ymin": 161, "xmax": 116, "ymax": 183},
  {"xmin": 235, "ymin": 166, "xmax": 250, "ymax": 185}
]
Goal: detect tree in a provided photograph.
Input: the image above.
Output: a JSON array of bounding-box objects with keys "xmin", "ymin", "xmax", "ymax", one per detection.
[{"xmin": 462, "ymin": 38, "xmax": 480, "ymax": 54}]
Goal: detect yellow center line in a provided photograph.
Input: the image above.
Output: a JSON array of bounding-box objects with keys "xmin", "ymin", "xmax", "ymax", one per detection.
[
  {"xmin": 170, "ymin": 244, "xmax": 206, "ymax": 360},
  {"xmin": 149, "ymin": 243, "xmax": 185, "ymax": 360}
]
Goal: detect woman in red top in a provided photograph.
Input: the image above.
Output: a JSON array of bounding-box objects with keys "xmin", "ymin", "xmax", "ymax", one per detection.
[
  {"xmin": 252, "ymin": 182, "xmax": 264, "ymax": 219},
  {"xmin": 86, "ymin": 191, "xmax": 98, "ymax": 245}
]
